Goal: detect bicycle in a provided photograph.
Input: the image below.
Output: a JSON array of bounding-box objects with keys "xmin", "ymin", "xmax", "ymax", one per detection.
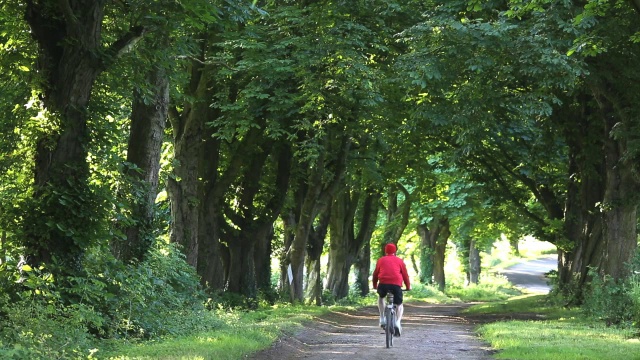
[{"xmin": 381, "ymin": 290, "xmax": 406, "ymax": 348}]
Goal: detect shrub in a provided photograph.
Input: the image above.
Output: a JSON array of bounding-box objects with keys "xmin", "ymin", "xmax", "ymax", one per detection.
[
  {"xmin": 82, "ymin": 243, "xmax": 216, "ymax": 339},
  {"xmin": 0, "ymin": 294, "xmax": 101, "ymax": 359},
  {"xmin": 0, "ymin": 242, "xmax": 223, "ymax": 358},
  {"xmin": 582, "ymin": 266, "xmax": 638, "ymax": 327}
]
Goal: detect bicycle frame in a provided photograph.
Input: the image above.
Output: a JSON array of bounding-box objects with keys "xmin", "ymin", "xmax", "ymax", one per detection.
[{"xmin": 384, "ymin": 291, "xmax": 396, "ymax": 348}]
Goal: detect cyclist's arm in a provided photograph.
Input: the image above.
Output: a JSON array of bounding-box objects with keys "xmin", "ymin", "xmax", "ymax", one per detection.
[
  {"xmin": 372, "ymin": 260, "xmax": 381, "ymax": 289},
  {"xmin": 401, "ymin": 261, "xmax": 411, "ymax": 290}
]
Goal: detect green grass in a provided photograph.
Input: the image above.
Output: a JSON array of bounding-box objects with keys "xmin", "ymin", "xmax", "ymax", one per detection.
[
  {"xmin": 465, "ymin": 294, "xmax": 573, "ymax": 318},
  {"xmin": 468, "ymin": 295, "xmax": 640, "ymax": 360},
  {"xmin": 446, "ymin": 273, "xmax": 523, "ymax": 302},
  {"xmin": 103, "ymin": 329, "xmax": 273, "ymax": 360},
  {"xmin": 479, "ymin": 319, "xmax": 640, "ymax": 360},
  {"xmin": 100, "ymin": 304, "xmax": 328, "ymax": 360}
]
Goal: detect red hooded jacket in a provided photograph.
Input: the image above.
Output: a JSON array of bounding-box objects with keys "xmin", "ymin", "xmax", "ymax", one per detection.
[{"xmin": 372, "ymin": 254, "xmax": 411, "ymax": 289}]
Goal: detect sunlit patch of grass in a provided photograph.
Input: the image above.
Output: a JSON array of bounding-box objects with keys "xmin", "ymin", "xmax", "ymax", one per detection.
[
  {"xmin": 464, "ymin": 294, "xmax": 576, "ymax": 319},
  {"xmin": 445, "ymin": 272, "xmax": 523, "ymax": 302},
  {"xmin": 468, "ymin": 294, "xmax": 639, "ymax": 360},
  {"xmin": 404, "ymin": 283, "xmax": 458, "ymax": 304},
  {"xmin": 478, "ymin": 318, "xmax": 640, "ymax": 360},
  {"xmin": 104, "ymin": 327, "xmax": 275, "ymax": 360},
  {"xmin": 102, "ymin": 303, "xmax": 330, "ymax": 359}
]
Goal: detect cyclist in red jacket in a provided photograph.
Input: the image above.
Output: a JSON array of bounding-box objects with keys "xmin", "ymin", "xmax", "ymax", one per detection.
[{"xmin": 372, "ymin": 243, "xmax": 411, "ymax": 336}]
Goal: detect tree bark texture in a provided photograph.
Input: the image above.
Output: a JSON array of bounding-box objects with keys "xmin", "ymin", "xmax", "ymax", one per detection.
[
  {"xmin": 255, "ymin": 224, "xmax": 275, "ymax": 293},
  {"xmin": 288, "ymin": 134, "xmax": 351, "ymax": 302},
  {"xmin": 326, "ymin": 188, "xmax": 359, "ymax": 299},
  {"xmin": 542, "ymin": 93, "xmax": 604, "ymax": 300},
  {"xmin": 219, "ymin": 139, "xmax": 292, "ymax": 298},
  {"xmin": 168, "ymin": 64, "xmax": 208, "ymax": 267},
  {"xmin": 22, "ymin": 1, "xmax": 142, "ymax": 275},
  {"xmin": 355, "ymin": 240, "xmax": 371, "ymax": 297},
  {"xmin": 599, "ymin": 96, "xmax": 638, "ymax": 281},
  {"xmin": 354, "ymin": 191, "xmax": 380, "ymax": 296},
  {"xmin": 279, "ymin": 209, "xmax": 298, "ymax": 301},
  {"xmin": 305, "ymin": 209, "xmax": 330, "ymax": 305},
  {"xmin": 458, "ymin": 236, "xmax": 471, "ymax": 284},
  {"xmin": 113, "ymin": 65, "xmax": 169, "ymax": 263},
  {"xmin": 417, "ymin": 223, "xmax": 434, "ymax": 285},
  {"xmin": 468, "ymin": 240, "xmax": 481, "ymax": 285},
  {"xmin": 380, "ymin": 183, "xmax": 411, "ymax": 256},
  {"xmin": 418, "ymin": 217, "xmax": 449, "ymax": 291},
  {"xmin": 327, "ymin": 188, "xmax": 379, "ymax": 299}
]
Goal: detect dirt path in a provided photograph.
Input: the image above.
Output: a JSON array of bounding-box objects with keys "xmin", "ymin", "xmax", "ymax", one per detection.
[
  {"xmin": 249, "ymin": 257, "xmax": 553, "ymax": 360},
  {"xmin": 248, "ymin": 303, "xmax": 496, "ymax": 360}
]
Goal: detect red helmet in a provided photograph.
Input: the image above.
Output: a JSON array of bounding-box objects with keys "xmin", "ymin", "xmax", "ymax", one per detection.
[{"xmin": 384, "ymin": 243, "xmax": 397, "ymax": 254}]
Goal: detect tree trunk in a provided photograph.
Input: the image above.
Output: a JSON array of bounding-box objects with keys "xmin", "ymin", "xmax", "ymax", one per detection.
[
  {"xmin": 354, "ymin": 191, "xmax": 380, "ymax": 296},
  {"xmin": 226, "ymin": 235, "xmax": 257, "ymax": 299},
  {"xmin": 113, "ymin": 65, "xmax": 168, "ymax": 263},
  {"xmin": 22, "ymin": 1, "xmax": 142, "ymax": 276},
  {"xmin": 433, "ymin": 219, "xmax": 450, "ymax": 292},
  {"xmin": 458, "ymin": 236, "xmax": 471, "ymax": 285},
  {"xmin": 255, "ymin": 225, "xmax": 275, "ymax": 293},
  {"xmin": 219, "ymin": 139, "xmax": 292, "ymax": 299},
  {"xmin": 418, "ymin": 217, "xmax": 449, "ymax": 291},
  {"xmin": 380, "ymin": 184, "xmax": 411, "ymax": 256},
  {"xmin": 600, "ymin": 114, "xmax": 638, "ymax": 281},
  {"xmin": 326, "ymin": 187, "xmax": 379, "ymax": 300},
  {"xmin": 469, "ymin": 240, "xmax": 481, "ymax": 285},
  {"xmin": 197, "ymin": 198, "xmax": 226, "ymax": 290},
  {"xmin": 305, "ymin": 210, "xmax": 330, "ymax": 305},
  {"xmin": 289, "ymin": 188, "xmax": 318, "ymax": 302},
  {"xmin": 288, "ymin": 134, "xmax": 351, "ymax": 303},
  {"xmin": 355, "ymin": 240, "xmax": 371, "ymax": 297},
  {"xmin": 543, "ymin": 93, "xmax": 604, "ymax": 303},
  {"xmin": 326, "ymin": 188, "xmax": 357, "ymax": 299},
  {"xmin": 167, "ymin": 52, "xmax": 213, "ymax": 268},
  {"xmin": 280, "ymin": 209, "xmax": 297, "ymax": 301},
  {"xmin": 417, "ymin": 223, "xmax": 434, "ymax": 285}
]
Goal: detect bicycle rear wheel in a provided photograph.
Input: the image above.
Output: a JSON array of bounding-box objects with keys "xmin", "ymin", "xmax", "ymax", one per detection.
[{"xmin": 385, "ymin": 310, "xmax": 394, "ymax": 348}]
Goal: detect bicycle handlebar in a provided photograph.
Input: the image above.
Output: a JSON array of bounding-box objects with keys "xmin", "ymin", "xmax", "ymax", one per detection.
[{"xmin": 369, "ymin": 288, "xmax": 413, "ymax": 292}]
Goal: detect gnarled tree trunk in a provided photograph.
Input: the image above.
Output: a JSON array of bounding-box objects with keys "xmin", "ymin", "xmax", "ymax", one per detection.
[
  {"xmin": 468, "ymin": 240, "xmax": 481, "ymax": 285},
  {"xmin": 305, "ymin": 210, "xmax": 330, "ymax": 305},
  {"xmin": 418, "ymin": 216, "xmax": 450, "ymax": 291},
  {"xmin": 113, "ymin": 65, "xmax": 168, "ymax": 263},
  {"xmin": 23, "ymin": 1, "xmax": 143, "ymax": 277}
]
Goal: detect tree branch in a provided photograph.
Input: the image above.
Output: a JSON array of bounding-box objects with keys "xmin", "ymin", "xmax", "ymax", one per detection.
[{"xmin": 101, "ymin": 25, "xmax": 146, "ymax": 70}]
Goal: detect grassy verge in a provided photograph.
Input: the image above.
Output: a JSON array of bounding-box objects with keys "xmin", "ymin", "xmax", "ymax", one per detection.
[
  {"xmin": 101, "ymin": 304, "xmax": 328, "ymax": 360},
  {"xmin": 467, "ymin": 295, "xmax": 640, "ymax": 360}
]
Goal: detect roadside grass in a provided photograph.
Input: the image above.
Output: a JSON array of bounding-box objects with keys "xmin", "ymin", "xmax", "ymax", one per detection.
[
  {"xmin": 464, "ymin": 293, "xmax": 572, "ymax": 318},
  {"xmin": 479, "ymin": 319, "xmax": 640, "ymax": 360},
  {"xmin": 101, "ymin": 304, "xmax": 328, "ymax": 359},
  {"xmin": 446, "ymin": 273, "xmax": 522, "ymax": 302},
  {"xmin": 468, "ymin": 294, "xmax": 640, "ymax": 360}
]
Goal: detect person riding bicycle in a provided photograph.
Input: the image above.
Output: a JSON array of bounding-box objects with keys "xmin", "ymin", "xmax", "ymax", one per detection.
[{"xmin": 372, "ymin": 243, "xmax": 411, "ymax": 336}]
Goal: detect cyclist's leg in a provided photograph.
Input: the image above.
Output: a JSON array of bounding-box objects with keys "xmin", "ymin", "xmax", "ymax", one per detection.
[
  {"xmin": 391, "ymin": 286, "xmax": 404, "ymax": 335},
  {"xmin": 378, "ymin": 296, "xmax": 385, "ymax": 325},
  {"xmin": 396, "ymin": 304, "xmax": 404, "ymax": 325},
  {"xmin": 376, "ymin": 286, "xmax": 386, "ymax": 326}
]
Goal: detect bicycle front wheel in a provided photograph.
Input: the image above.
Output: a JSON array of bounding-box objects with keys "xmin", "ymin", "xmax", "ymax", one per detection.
[{"xmin": 385, "ymin": 310, "xmax": 394, "ymax": 348}]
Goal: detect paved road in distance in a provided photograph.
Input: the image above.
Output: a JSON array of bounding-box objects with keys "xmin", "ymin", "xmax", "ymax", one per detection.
[{"xmin": 500, "ymin": 255, "xmax": 556, "ymax": 293}]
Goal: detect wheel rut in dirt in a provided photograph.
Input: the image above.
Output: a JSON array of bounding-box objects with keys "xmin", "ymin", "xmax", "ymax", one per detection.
[{"xmin": 248, "ymin": 302, "xmax": 497, "ymax": 360}]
